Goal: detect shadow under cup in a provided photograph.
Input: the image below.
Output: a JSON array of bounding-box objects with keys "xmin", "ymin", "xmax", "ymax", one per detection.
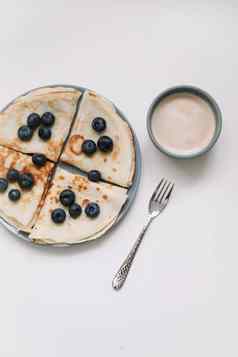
[{"xmin": 147, "ymin": 86, "xmax": 222, "ymax": 159}]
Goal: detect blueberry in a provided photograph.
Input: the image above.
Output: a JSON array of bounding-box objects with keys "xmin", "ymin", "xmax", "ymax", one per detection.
[
  {"xmin": 19, "ymin": 172, "xmax": 34, "ymax": 190},
  {"xmin": 32, "ymin": 153, "xmax": 47, "ymax": 167},
  {"xmin": 0, "ymin": 178, "xmax": 8, "ymax": 192},
  {"xmin": 85, "ymin": 202, "xmax": 100, "ymax": 218},
  {"xmin": 27, "ymin": 113, "xmax": 41, "ymax": 129},
  {"xmin": 88, "ymin": 170, "xmax": 101, "ymax": 182},
  {"xmin": 81, "ymin": 140, "xmax": 97, "ymax": 156},
  {"xmin": 51, "ymin": 208, "xmax": 66, "ymax": 224},
  {"xmin": 41, "ymin": 112, "xmax": 55, "ymax": 127},
  {"xmin": 97, "ymin": 136, "xmax": 113, "ymax": 153},
  {"xmin": 8, "ymin": 189, "xmax": 21, "ymax": 202},
  {"xmin": 69, "ymin": 203, "xmax": 82, "ymax": 219},
  {"xmin": 18, "ymin": 125, "xmax": 33, "ymax": 141},
  {"xmin": 7, "ymin": 168, "xmax": 19, "ymax": 183},
  {"xmin": 60, "ymin": 189, "xmax": 75, "ymax": 207},
  {"xmin": 92, "ymin": 117, "xmax": 106, "ymax": 133},
  {"xmin": 38, "ymin": 126, "xmax": 52, "ymax": 141}
]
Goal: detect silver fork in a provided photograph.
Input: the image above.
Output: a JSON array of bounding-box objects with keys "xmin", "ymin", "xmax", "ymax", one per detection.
[{"xmin": 112, "ymin": 178, "xmax": 174, "ymax": 290}]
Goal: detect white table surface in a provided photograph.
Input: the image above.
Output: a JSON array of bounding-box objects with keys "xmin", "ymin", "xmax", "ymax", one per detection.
[{"xmin": 0, "ymin": 1, "xmax": 237, "ymax": 356}]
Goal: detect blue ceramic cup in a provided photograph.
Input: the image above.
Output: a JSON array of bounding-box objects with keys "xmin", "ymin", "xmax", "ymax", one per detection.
[{"xmin": 147, "ymin": 86, "xmax": 222, "ymax": 159}]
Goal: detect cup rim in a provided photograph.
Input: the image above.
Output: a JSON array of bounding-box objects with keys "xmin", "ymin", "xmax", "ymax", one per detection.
[{"xmin": 146, "ymin": 85, "xmax": 223, "ymax": 159}]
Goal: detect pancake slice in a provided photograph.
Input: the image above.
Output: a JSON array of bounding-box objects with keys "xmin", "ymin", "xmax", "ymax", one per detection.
[
  {"xmin": 0, "ymin": 146, "xmax": 54, "ymax": 232},
  {"xmin": 30, "ymin": 167, "xmax": 128, "ymax": 244},
  {"xmin": 61, "ymin": 90, "xmax": 135, "ymax": 188},
  {"xmin": 0, "ymin": 88, "xmax": 81, "ymax": 161},
  {"xmin": 13, "ymin": 86, "xmax": 78, "ymax": 102}
]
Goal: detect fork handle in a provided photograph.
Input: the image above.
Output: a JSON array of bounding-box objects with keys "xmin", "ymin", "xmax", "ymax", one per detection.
[{"xmin": 112, "ymin": 215, "xmax": 154, "ymax": 290}]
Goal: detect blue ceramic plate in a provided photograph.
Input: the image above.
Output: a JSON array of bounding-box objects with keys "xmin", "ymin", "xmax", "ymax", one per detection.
[{"xmin": 0, "ymin": 85, "xmax": 141, "ymax": 247}]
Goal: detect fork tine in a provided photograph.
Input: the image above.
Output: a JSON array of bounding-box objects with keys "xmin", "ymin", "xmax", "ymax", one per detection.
[
  {"xmin": 154, "ymin": 179, "xmax": 168, "ymax": 201},
  {"xmin": 150, "ymin": 178, "xmax": 165, "ymax": 202},
  {"xmin": 156, "ymin": 180, "xmax": 170, "ymax": 202},
  {"xmin": 159, "ymin": 182, "xmax": 174, "ymax": 204},
  {"xmin": 166, "ymin": 183, "xmax": 174, "ymax": 200}
]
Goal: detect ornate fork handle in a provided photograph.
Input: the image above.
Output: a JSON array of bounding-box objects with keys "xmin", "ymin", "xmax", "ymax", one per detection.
[{"xmin": 112, "ymin": 215, "xmax": 154, "ymax": 290}]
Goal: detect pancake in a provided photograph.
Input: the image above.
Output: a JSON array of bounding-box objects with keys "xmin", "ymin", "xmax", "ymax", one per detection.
[
  {"xmin": 0, "ymin": 88, "xmax": 81, "ymax": 161},
  {"xmin": 0, "ymin": 146, "xmax": 54, "ymax": 232},
  {"xmin": 30, "ymin": 167, "xmax": 128, "ymax": 244},
  {"xmin": 61, "ymin": 90, "xmax": 135, "ymax": 188},
  {"xmin": 13, "ymin": 86, "xmax": 77, "ymax": 102}
]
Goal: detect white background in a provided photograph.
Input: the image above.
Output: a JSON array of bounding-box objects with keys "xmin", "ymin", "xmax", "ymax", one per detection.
[{"xmin": 0, "ymin": 1, "xmax": 237, "ymax": 356}]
